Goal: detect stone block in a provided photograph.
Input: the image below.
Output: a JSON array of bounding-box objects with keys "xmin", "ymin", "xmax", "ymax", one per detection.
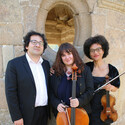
[
  {"xmin": 107, "ymin": 11, "xmax": 125, "ymax": 30},
  {"xmin": 105, "ymin": 29, "xmax": 125, "ymax": 54},
  {"xmin": 41, "ymin": 0, "xmax": 88, "ymax": 13},
  {"xmin": 0, "ymin": 79, "xmax": 8, "ymax": 109},
  {"xmin": 93, "ymin": 6, "xmax": 107, "ymax": 15},
  {"xmin": 2, "ymin": 45, "xmax": 14, "ymax": 73},
  {"xmin": 20, "ymin": 0, "xmax": 30, "ymax": 6},
  {"xmin": 37, "ymin": 8, "xmax": 48, "ymax": 33},
  {"xmin": 77, "ymin": 13, "xmax": 91, "ymax": 46},
  {"xmin": 14, "ymin": 46, "xmax": 24, "ymax": 58},
  {"xmin": 0, "ymin": 46, "xmax": 3, "ymax": 78},
  {"xmin": 46, "ymin": 20, "xmax": 57, "ymax": 26},
  {"xmin": 45, "ymin": 25, "xmax": 60, "ymax": 33},
  {"xmin": 0, "ymin": 23, "xmax": 23, "ymax": 45},
  {"xmin": 23, "ymin": 6, "xmax": 38, "ymax": 34},
  {"xmin": 98, "ymin": 0, "xmax": 125, "ymax": 13},
  {"xmin": 47, "ymin": 38, "xmax": 61, "ymax": 44},
  {"xmin": 0, "ymin": 0, "xmax": 21, "ymax": 22},
  {"xmin": 46, "ymin": 32, "xmax": 61, "ymax": 39},
  {"xmin": 86, "ymin": 0, "xmax": 97, "ymax": 13},
  {"xmin": 0, "ymin": 109, "xmax": 13, "ymax": 125},
  {"xmin": 31, "ymin": 0, "xmax": 42, "ymax": 6},
  {"xmin": 91, "ymin": 14, "xmax": 106, "ymax": 36}
]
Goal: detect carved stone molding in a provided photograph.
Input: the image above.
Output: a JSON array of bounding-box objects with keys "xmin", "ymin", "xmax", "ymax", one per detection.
[{"xmin": 98, "ymin": 0, "xmax": 125, "ymax": 13}]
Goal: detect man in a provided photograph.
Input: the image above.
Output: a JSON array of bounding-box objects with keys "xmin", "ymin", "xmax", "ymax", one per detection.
[{"xmin": 5, "ymin": 31, "xmax": 50, "ymax": 125}]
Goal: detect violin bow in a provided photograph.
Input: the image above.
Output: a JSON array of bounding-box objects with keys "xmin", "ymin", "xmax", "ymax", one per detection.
[{"xmin": 94, "ymin": 71, "xmax": 125, "ymax": 94}]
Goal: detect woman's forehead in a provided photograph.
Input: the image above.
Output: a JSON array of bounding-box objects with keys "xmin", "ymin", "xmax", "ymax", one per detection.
[
  {"xmin": 90, "ymin": 43, "xmax": 101, "ymax": 48},
  {"xmin": 61, "ymin": 49, "xmax": 72, "ymax": 55}
]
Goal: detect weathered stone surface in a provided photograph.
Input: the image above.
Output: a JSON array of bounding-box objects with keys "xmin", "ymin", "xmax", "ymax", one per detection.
[
  {"xmin": 0, "ymin": 46, "xmax": 3, "ymax": 78},
  {"xmin": 107, "ymin": 11, "xmax": 125, "ymax": 30},
  {"xmin": 98, "ymin": 0, "xmax": 125, "ymax": 13},
  {"xmin": 37, "ymin": 8, "xmax": 48, "ymax": 33},
  {"xmin": 0, "ymin": 79, "xmax": 8, "ymax": 109},
  {"xmin": 0, "ymin": 23, "xmax": 23, "ymax": 45},
  {"xmin": 14, "ymin": 46, "xmax": 24, "ymax": 58},
  {"xmin": 0, "ymin": 0, "xmax": 21, "ymax": 22},
  {"xmin": 45, "ymin": 25, "xmax": 60, "ymax": 33},
  {"xmin": 112, "ymin": 112, "xmax": 125, "ymax": 125},
  {"xmin": 105, "ymin": 29, "xmax": 125, "ymax": 54},
  {"xmin": 0, "ymin": 109, "xmax": 13, "ymax": 125},
  {"xmin": 23, "ymin": 6, "xmax": 38, "ymax": 34},
  {"xmin": 41, "ymin": 0, "xmax": 89, "ymax": 13},
  {"xmin": 91, "ymin": 14, "xmax": 106, "ymax": 36},
  {"xmin": 20, "ymin": 0, "xmax": 30, "ymax": 6},
  {"xmin": 86, "ymin": 0, "xmax": 97, "ymax": 13},
  {"xmin": 76, "ymin": 13, "xmax": 91, "ymax": 46},
  {"xmin": 2, "ymin": 45, "xmax": 14, "ymax": 73},
  {"xmin": 31, "ymin": 0, "xmax": 42, "ymax": 6}
]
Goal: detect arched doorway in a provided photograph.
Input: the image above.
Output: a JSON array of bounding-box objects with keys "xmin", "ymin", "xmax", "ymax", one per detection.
[
  {"xmin": 36, "ymin": 0, "xmax": 91, "ymax": 65},
  {"xmin": 45, "ymin": 4, "xmax": 75, "ymax": 52}
]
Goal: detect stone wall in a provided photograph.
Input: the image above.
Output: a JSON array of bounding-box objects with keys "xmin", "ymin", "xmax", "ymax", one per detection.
[{"xmin": 0, "ymin": 0, "xmax": 125, "ymax": 125}]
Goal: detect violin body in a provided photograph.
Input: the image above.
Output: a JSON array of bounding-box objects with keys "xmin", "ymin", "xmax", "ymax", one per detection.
[
  {"xmin": 56, "ymin": 108, "xmax": 89, "ymax": 125},
  {"xmin": 101, "ymin": 93, "xmax": 118, "ymax": 123}
]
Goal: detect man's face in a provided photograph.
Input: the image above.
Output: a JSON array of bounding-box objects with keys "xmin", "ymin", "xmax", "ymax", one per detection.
[{"xmin": 26, "ymin": 35, "xmax": 44, "ymax": 57}]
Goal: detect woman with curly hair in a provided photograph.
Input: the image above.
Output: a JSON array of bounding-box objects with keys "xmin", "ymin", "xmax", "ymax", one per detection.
[
  {"xmin": 83, "ymin": 35, "xmax": 120, "ymax": 125},
  {"xmin": 50, "ymin": 43, "xmax": 94, "ymax": 119}
]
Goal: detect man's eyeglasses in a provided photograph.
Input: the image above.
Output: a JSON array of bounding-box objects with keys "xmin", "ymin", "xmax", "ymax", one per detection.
[
  {"xmin": 30, "ymin": 40, "xmax": 44, "ymax": 46},
  {"xmin": 90, "ymin": 47, "xmax": 102, "ymax": 53}
]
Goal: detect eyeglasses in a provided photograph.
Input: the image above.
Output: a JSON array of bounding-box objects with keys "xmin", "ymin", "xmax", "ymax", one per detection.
[
  {"xmin": 90, "ymin": 47, "xmax": 102, "ymax": 53},
  {"xmin": 30, "ymin": 40, "xmax": 44, "ymax": 46}
]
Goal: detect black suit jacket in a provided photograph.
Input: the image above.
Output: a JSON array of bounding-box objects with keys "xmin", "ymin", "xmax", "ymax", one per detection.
[
  {"xmin": 5, "ymin": 55, "xmax": 50, "ymax": 125},
  {"xmin": 50, "ymin": 65, "xmax": 94, "ymax": 116}
]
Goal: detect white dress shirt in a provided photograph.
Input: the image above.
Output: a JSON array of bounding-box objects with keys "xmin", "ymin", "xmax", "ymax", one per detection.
[{"xmin": 26, "ymin": 53, "xmax": 48, "ymax": 107}]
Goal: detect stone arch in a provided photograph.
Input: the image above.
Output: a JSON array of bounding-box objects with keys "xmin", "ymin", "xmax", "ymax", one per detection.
[
  {"xmin": 45, "ymin": 4, "xmax": 75, "ymax": 51},
  {"xmin": 36, "ymin": 0, "xmax": 92, "ymax": 64}
]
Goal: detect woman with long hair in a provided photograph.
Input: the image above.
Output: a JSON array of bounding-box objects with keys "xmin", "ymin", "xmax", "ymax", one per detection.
[{"xmin": 50, "ymin": 43, "xmax": 94, "ymax": 118}]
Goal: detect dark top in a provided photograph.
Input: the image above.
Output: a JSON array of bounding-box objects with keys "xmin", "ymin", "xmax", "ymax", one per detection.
[
  {"xmin": 86, "ymin": 62, "xmax": 120, "ymax": 125},
  {"xmin": 50, "ymin": 65, "xmax": 94, "ymax": 117},
  {"xmin": 57, "ymin": 74, "xmax": 80, "ymax": 106}
]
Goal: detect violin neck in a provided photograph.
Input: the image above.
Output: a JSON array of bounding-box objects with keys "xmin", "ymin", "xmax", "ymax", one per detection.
[{"xmin": 106, "ymin": 91, "xmax": 110, "ymax": 107}]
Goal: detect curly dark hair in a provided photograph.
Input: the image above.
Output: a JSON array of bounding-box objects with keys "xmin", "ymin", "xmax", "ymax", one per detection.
[
  {"xmin": 83, "ymin": 35, "xmax": 109, "ymax": 59},
  {"xmin": 23, "ymin": 30, "xmax": 47, "ymax": 52},
  {"xmin": 53, "ymin": 43, "xmax": 85, "ymax": 76}
]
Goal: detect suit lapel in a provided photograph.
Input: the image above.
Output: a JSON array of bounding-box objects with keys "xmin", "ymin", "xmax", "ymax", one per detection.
[
  {"xmin": 22, "ymin": 55, "xmax": 35, "ymax": 84},
  {"xmin": 42, "ymin": 61, "xmax": 48, "ymax": 86}
]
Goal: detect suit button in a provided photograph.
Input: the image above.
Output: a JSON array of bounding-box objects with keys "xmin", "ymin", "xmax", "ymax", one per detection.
[
  {"xmin": 80, "ymin": 83, "xmax": 82, "ymax": 86},
  {"xmin": 80, "ymin": 92, "xmax": 82, "ymax": 95}
]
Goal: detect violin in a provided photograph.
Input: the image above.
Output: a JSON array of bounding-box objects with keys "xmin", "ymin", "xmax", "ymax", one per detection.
[
  {"xmin": 94, "ymin": 71, "xmax": 125, "ymax": 93},
  {"xmin": 100, "ymin": 75, "xmax": 118, "ymax": 123},
  {"xmin": 56, "ymin": 64, "xmax": 89, "ymax": 125}
]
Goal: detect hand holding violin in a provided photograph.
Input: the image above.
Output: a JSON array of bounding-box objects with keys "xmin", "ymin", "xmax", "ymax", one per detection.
[{"xmin": 102, "ymin": 84, "xmax": 118, "ymax": 92}]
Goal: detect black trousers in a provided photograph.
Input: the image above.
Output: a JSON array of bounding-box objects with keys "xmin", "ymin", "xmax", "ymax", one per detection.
[{"xmin": 31, "ymin": 106, "xmax": 48, "ymax": 125}]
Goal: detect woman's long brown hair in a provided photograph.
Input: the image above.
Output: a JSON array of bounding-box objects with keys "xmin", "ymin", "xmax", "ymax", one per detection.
[{"xmin": 52, "ymin": 43, "xmax": 85, "ymax": 76}]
